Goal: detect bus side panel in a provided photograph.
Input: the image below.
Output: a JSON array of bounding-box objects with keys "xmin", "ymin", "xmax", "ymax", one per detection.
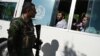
[{"xmin": 39, "ymin": 26, "xmax": 100, "ymax": 56}]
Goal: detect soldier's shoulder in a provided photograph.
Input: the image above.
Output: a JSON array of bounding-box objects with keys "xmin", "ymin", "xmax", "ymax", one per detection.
[
  {"xmin": 12, "ymin": 17, "xmax": 21, "ymax": 22},
  {"xmin": 11, "ymin": 17, "xmax": 23, "ymax": 25}
]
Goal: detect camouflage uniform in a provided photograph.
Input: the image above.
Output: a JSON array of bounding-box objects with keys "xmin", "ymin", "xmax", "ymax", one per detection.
[{"xmin": 8, "ymin": 17, "xmax": 36, "ymax": 56}]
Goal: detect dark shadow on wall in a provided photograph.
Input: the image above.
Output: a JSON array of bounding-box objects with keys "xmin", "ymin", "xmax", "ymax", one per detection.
[
  {"xmin": 63, "ymin": 42, "xmax": 87, "ymax": 56},
  {"xmin": 63, "ymin": 45, "xmax": 77, "ymax": 56},
  {"xmin": 42, "ymin": 39, "xmax": 59, "ymax": 56}
]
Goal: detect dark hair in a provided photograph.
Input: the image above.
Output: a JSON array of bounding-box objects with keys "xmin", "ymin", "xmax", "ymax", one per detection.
[
  {"xmin": 58, "ymin": 11, "xmax": 65, "ymax": 16},
  {"xmin": 22, "ymin": 2, "xmax": 35, "ymax": 14}
]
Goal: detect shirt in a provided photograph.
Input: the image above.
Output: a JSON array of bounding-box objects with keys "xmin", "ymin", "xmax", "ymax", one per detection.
[{"xmin": 56, "ymin": 19, "xmax": 67, "ymax": 29}]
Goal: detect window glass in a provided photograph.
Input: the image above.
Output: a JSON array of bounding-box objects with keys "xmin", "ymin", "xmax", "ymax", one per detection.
[
  {"xmin": 32, "ymin": 0, "xmax": 72, "ymax": 29},
  {"xmin": 32, "ymin": 0, "xmax": 56, "ymax": 25},
  {"xmin": 71, "ymin": 0, "xmax": 89, "ymax": 31},
  {"xmin": 88, "ymin": 0, "xmax": 100, "ymax": 34},
  {"xmin": 71, "ymin": 0, "xmax": 100, "ymax": 35},
  {"xmin": 52, "ymin": 0, "xmax": 72, "ymax": 29},
  {"xmin": 0, "ymin": 2, "xmax": 16, "ymax": 21}
]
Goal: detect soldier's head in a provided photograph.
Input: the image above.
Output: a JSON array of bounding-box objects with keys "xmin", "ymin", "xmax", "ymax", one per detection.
[{"xmin": 22, "ymin": 2, "xmax": 37, "ymax": 19}]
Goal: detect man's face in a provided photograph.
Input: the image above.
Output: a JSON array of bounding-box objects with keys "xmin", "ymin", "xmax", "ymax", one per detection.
[
  {"xmin": 28, "ymin": 6, "xmax": 37, "ymax": 18},
  {"xmin": 57, "ymin": 13, "xmax": 63, "ymax": 21}
]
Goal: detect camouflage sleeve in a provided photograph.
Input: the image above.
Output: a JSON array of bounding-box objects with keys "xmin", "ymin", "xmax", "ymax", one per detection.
[
  {"xmin": 7, "ymin": 19, "xmax": 20, "ymax": 54},
  {"xmin": 11, "ymin": 20, "xmax": 19, "ymax": 34},
  {"xmin": 8, "ymin": 19, "xmax": 20, "ymax": 41}
]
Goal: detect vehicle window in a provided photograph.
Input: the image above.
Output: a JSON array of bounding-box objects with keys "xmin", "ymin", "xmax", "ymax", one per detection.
[
  {"xmin": 50, "ymin": 0, "xmax": 72, "ymax": 29},
  {"xmin": 32, "ymin": 0, "xmax": 56, "ymax": 25},
  {"xmin": 71, "ymin": 0, "xmax": 89, "ymax": 31},
  {"xmin": 32, "ymin": 0, "xmax": 72, "ymax": 29},
  {"xmin": 88, "ymin": 0, "xmax": 100, "ymax": 34},
  {"xmin": 0, "ymin": 2, "xmax": 16, "ymax": 21},
  {"xmin": 71, "ymin": 0, "xmax": 100, "ymax": 35}
]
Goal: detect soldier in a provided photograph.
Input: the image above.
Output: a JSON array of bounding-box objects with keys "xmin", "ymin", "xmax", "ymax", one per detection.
[{"xmin": 7, "ymin": 2, "xmax": 42, "ymax": 56}]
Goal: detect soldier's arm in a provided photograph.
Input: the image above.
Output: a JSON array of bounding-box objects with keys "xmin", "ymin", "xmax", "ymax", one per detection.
[
  {"xmin": 8, "ymin": 19, "xmax": 20, "ymax": 42},
  {"xmin": 7, "ymin": 19, "xmax": 20, "ymax": 56}
]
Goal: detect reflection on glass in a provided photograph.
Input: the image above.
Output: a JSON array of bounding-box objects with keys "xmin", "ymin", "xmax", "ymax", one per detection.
[
  {"xmin": 0, "ymin": 2, "xmax": 16, "ymax": 21},
  {"xmin": 32, "ymin": 0, "xmax": 56, "ymax": 25},
  {"xmin": 88, "ymin": 0, "xmax": 100, "ymax": 34}
]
